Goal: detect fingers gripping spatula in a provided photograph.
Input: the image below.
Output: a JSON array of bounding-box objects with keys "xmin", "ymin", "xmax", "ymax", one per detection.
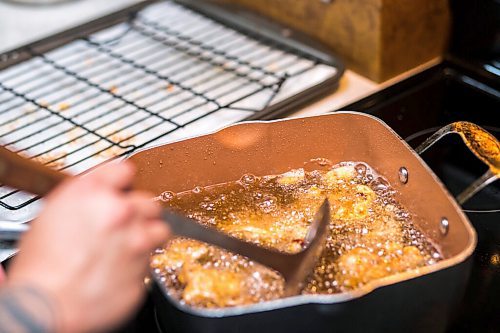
[{"xmin": 0, "ymin": 146, "xmax": 331, "ymax": 295}]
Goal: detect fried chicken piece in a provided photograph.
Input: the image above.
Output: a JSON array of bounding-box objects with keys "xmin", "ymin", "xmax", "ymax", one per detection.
[
  {"xmin": 336, "ymin": 245, "xmax": 425, "ymax": 290},
  {"xmin": 323, "ymin": 165, "xmax": 356, "ymax": 186},
  {"xmin": 179, "ymin": 265, "xmax": 245, "ymax": 308},
  {"xmin": 276, "ymin": 169, "xmax": 305, "ymax": 186}
]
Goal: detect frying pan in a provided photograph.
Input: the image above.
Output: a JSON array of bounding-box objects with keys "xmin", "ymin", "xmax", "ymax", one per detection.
[{"xmin": 126, "ymin": 112, "xmax": 498, "ymax": 333}]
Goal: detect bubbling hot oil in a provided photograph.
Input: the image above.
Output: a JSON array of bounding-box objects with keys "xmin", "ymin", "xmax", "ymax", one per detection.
[{"xmin": 151, "ymin": 162, "xmax": 442, "ymax": 308}]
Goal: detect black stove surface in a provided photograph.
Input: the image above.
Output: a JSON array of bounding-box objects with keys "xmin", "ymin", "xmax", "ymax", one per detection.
[
  {"xmin": 347, "ymin": 60, "xmax": 500, "ymax": 333},
  {"xmin": 116, "ymin": 61, "xmax": 500, "ymax": 333}
]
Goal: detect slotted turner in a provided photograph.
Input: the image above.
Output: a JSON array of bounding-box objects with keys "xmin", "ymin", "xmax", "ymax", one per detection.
[{"xmin": 0, "ymin": 146, "xmax": 330, "ymax": 295}]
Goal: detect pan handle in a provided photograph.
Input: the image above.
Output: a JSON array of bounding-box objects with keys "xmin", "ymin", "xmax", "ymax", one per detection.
[
  {"xmin": 0, "ymin": 146, "xmax": 69, "ymax": 241},
  {"xmin": 0, "ymin": 146, "xmax": 68, "ymax": 197},
  {"xmin": 415, "ymin": 122, "xmax": 499, "ymax": 205}
]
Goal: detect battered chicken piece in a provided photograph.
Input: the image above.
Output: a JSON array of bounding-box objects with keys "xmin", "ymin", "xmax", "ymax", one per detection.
[
  {"xmin": 364, "ymin": 214, "xmax": 404, "ymax": 244},
  {"xmin": 276, "ymin": 169, "xmax": 305, "ymax": 186},
  {"xmin": 179, "ymin": 266, "xmax": 245, "ymax": 308},
  {"xmin": 151, "ymin": 238, "xmax": 209, "ymax": 269},
  {"xmin": 323, "ymin": 165, "xmax": 356, "ymax": 186},
  {"xmin": 336, "ymin": 248, "xmax": 386, "ymax": 288},
  {"xmin": 304, "ymin": 184, "xmax": 323, "ymax": 197},
  {"xmin": 328, "ymin": 184, "xmax": 375, "ymax": 220},
  {"xmin": 336, "ymin": 244, "xmax": 425, "ymax": 289},
  {"xmin": 151, "ymin": 239, "xmax": 284, "ymax": 308},
  {"xmin": 218, "ymin": 197, "xmax": 320, "ymax": 253}
]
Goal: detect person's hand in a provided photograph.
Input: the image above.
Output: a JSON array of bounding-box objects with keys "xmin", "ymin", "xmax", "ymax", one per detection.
[
  {"xmin": 6, "ymin": 162, "xmax": 170, "ymax": 333},
  {"xmin": 0, "ymin": 265, "xmax": 5, "ymax": 285}
]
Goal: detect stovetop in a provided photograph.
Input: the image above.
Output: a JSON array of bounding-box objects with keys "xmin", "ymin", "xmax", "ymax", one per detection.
[
  {"xmin": 347, "ymin": 60, "xmax": 500, "ymax": 333},
  {"xmin": 117, "ymin": 60, "xmax": 499, "ymax": 333}
]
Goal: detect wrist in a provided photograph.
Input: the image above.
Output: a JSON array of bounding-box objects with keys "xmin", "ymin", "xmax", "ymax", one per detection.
[{"xmin": 0, "ymin": 285, "xmax": 57, "ymax": 333}]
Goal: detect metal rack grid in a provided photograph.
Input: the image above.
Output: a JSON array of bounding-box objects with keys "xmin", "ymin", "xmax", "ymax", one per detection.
[{"xmin": 0, "ymin": 0, "xmax": 341, "ymax": 222}]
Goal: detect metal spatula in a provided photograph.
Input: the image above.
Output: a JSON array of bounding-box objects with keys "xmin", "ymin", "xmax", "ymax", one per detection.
[
  {"xmin": 0, "ymin": 146, "xmax": 330, "ymax": 294},
  {"xmin": 162, "ymin": 200, "xmax": 330, "ymax": 295}
]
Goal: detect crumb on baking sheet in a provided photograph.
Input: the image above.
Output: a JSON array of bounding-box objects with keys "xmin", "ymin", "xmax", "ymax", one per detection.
[
  {"xmin": 38, "ymin": 100, "xmax": 50, "ymax": 108},
  {"xmin": 96, "ymin": 132, "xmax": 135, "ymax": 158},
  {"xmin": 29, "ymin": 152, "xmax": 66, "ymax": 169},
  {"xmin": 109, "ymin": 85, "xmax": 118, "ymax": 94},
  {"xmin": 58, "ymin": 102, "xmax": 70, "ymax": 112}
]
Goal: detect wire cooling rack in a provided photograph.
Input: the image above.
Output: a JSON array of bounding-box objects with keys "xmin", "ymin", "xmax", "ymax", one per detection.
[{"xmin": 0, "ymin": 0, "xmax": 342, "ymax": 223}]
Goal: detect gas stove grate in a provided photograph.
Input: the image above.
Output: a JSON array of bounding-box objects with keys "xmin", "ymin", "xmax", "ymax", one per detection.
[{"xmin": 0, "ymin": 0, "xmax": 341, "ymax": 221}]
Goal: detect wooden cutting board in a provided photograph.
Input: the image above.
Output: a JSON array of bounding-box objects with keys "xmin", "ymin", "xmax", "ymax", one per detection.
[{"xmin": 212, "ymin": 0, "xmax": 450, "ymax": 82}]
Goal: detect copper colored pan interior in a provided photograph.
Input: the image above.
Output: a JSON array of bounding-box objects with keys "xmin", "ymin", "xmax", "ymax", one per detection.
[{"xmin": 129, "ymin": 112, "xmax": 475, "ymax": 262}]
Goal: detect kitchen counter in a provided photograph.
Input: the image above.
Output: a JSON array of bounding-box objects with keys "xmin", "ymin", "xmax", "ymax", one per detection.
[
  {"xmin": 0, "ymin": 0, "xmax": 144, "ymax": 54},
  {"xmin": 289, "ymin": 58, "xmax": 441, "ymax": 118}
]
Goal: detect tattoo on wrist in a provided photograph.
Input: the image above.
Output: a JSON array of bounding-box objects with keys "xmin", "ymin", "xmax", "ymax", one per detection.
[{"xmin": 0, "ymin": 286, "xmax": 55, "ymax": 333}]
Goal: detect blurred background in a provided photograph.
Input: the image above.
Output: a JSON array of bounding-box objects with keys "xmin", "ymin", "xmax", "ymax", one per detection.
[{"xmin": 0, "ymin": 0, "xmax": 498, "ymax": 332}]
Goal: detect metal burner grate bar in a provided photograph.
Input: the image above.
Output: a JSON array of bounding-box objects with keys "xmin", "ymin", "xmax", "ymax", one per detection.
[{"xmin": 0, "ymin": 0, "xmax": 341, "ymax": 221}]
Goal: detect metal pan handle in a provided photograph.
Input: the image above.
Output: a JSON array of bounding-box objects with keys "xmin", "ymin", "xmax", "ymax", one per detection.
[{"xmin": 415, "ymin": 122, "xmax": 499, "ymax": 205}]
